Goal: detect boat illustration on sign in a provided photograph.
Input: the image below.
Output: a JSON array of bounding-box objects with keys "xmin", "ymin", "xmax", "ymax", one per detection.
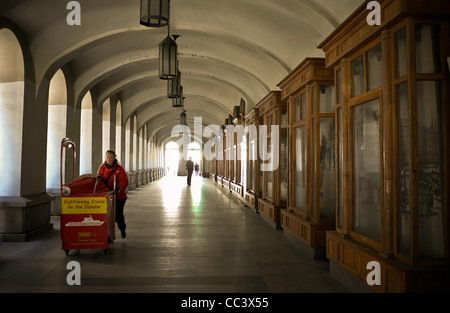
[{"xmin": 65, "ymin": 215, "xmax": 105, "ymax": 227}]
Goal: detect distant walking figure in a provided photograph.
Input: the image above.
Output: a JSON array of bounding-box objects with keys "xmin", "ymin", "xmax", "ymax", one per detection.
[
  {"xmin": 194, "ymin": 162, "xmax": 199, "ymax": 176},
  {"xmin": 186, "ymin": 157, "xmax": 194, "ymax": 186}
]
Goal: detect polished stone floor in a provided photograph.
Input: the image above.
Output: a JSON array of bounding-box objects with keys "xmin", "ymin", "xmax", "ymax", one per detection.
[{"xmin": 0, "ymin": 175, "xmax": 348, "ymax": 294}]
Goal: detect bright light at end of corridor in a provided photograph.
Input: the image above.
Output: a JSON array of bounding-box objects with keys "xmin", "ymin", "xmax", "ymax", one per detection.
[
  {"xmin": 160, "ymin": 176, "xmax": 182, "ymax": 216},
  {"xmin": 190, "ymin": 176, "xmax": 202, "ymax": 208}
]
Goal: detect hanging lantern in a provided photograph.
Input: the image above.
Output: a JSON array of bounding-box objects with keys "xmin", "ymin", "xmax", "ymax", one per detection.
[
  {"xmin": 172, "ymin": 96, "xmax": 184, "ymax": 108},
  {"xmin": 140, "ymin": 0, "xmax": 169, "ymax": 27},
  {"xmin": 172, "ymin": 86, "xmax": 184, "ymax": 107},
  {"xmin": 172, "ymin": 96, "xmax": 183, "ymax": 108},
  {"xmin": 159, "ymin": 34, "xmax": 178, "ymax": 79},
  {"xmin": 180, "ymin": 110, "xmax": 187, "ymax": 126},
  {"xmin": 167, "ymin": 69, "xmax": 181, "ymax": 98}
]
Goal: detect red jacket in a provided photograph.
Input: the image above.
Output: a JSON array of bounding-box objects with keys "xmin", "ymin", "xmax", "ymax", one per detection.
[{"xmin": 97, "ymin": 162, "xmax": 129, "ymax": 199}]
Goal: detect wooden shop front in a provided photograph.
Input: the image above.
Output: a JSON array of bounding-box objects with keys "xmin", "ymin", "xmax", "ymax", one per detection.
[
  {"xmin": 277, "ymin": 58, "xmax": 336, "ymax": 259},
  {"xmin": 318, "ymin": 0, "xmax": 450, "ymax": 292},
  {"xmin": 255, "ymin": 91, "xmax": 288, "ymax": 229}
]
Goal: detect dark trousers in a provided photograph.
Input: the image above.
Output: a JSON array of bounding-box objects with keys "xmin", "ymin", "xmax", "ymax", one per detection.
[
  {"xmin": 187, "ymin": 171, "xmax": 193, "ymax": 185},
  {"xmin": 116, "ymin": 198, "xmax": 127, "ymax": 231}
]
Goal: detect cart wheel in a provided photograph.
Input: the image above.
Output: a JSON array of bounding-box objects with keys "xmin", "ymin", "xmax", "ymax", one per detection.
[{"xmin": 65, "ymin": 249, "xmax": 70, "ymax": 256}]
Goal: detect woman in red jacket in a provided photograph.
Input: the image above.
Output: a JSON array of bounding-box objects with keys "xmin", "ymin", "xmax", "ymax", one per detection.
[{"xmin": 97, "ymin": 150, "xmax": 129, "ymax": 239}]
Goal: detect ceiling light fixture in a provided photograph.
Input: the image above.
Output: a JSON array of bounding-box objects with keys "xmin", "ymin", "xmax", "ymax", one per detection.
[
  {"xmin": 172, "ymin": 86, "xmax": 184, "ymax": 107},
  {"xmin": 158, "ymin": 0, "xmax": 178, "ymax": 80},
  {"xmin": 140, "ymin": 0, "xmax": 169, "ymax": 27},
  {"xmin": 180, "ymin": 109, "xmax": 187, "ymax": 126},
  {"xmin": 168, "ymin": 64, "xmax": 181, "ymax": 98}
]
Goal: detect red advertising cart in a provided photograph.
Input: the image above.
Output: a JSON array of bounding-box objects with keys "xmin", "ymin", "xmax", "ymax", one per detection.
[{"xmin": 60, "ymin": 138, "xmax": 116, "ymax": 255}]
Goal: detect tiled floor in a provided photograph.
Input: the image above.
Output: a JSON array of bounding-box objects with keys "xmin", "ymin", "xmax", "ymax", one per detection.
[{"xmin": 0, "ymin": 175, "xmax": 348, "ymax": 293}]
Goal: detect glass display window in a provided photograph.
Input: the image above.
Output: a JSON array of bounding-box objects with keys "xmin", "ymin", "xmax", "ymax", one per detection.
[
  {"xmin": 351, "ymin": 98, "xmax": 381, "ymax": 241},
  {"xmin": 317, "ymin": 0, "xmax": 450, "ymax": 291}
]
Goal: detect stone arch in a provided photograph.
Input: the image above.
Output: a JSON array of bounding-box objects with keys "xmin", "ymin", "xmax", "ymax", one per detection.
[
  {"xmin": 132, "ymin": 115, "xmax": 138, "ymax": 172},
  {"xmin": 80, "ymin": 91, "xmax": 93, "ymax": 175},
  {"xmin": 0, "ymin": 28, "xmax": 24, "ymax": 196},
  {"xmin": 115, "ymin": 100, "xmax": 123, "ymax": 164},
  {"xmin": 102, "ymin": 98, "xmax": 111, "ymax": 156},
  {"xmin": 124, "ymin": 116, "xmax": 131, "ymax": 172},
  {"xmin": 46, "ymin": 69, "xmax": 68, "ymax": 189}
]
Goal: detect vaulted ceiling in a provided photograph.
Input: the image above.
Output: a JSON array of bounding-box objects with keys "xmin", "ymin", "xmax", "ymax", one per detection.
[{"xmin": 1, "ymin": 0, "xmax": 365, "ymax": 146}]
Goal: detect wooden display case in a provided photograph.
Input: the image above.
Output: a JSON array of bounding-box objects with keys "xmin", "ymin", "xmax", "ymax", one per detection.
[
  {"xmin": 209, "ymin": 134, "xmax": 217, "ymax": 183},
  {"xmin": 230, "ymin": 106, "xmax": 245, "ymax": 198},
  {"xmin": 222, "ymin": 118, "xmax": 232, "ymax": 191},
  {"xmin": 215, "ymin": 124, "xmax": 225, "ymax": 188},
  {"xmin": 244, "ymin": 108, "xmax": 260, "ymax": 212},
  {"xmin": 277, "ymin": 58, "xmax": 336, "ymax": 259},
  {"xmin": 255, "ymin": 91, "xmax": 288, "ymax": 229},
  {"xmin": 318, "ymin": 0, "xmax": 450, "ymax": 292}
]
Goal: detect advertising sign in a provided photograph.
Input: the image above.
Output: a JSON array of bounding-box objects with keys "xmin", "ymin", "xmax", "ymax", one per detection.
[{"xmin": 61, "ymin": 194, "xmax": 109, "ymax": 252}]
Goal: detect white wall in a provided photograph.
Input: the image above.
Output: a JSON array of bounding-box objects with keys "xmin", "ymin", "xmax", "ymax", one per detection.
[
  {"xmin": 46, "ymin": 69, "xmax": 67, "ymax": 189},
  {"xmin": 0, "ymin": 81, "xmax": 24, "ymax": 196},
  {"xmin": 0, "ymin": 29, "xmax": 24, "ymax": 196},
  {"xmin": 80, "ymin": 92, "xmax": 93, "ymax": 175}
]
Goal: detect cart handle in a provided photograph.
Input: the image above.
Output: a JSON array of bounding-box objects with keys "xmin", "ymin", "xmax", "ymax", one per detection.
[{"xmin": 60, "ymin": 137, "xmax": 76, "ymax": 195}]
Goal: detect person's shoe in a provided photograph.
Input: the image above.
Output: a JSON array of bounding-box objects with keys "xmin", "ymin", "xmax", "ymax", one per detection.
[{"xmin": 121, "ymin": 230, "xmax": 126, "ymax": 239}]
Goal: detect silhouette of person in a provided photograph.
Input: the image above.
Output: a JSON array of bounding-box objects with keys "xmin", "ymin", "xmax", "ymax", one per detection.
[
  {"xmin": 97, "ymin": 150, "xmax": 129, "ymax": 239},
  {"xmin": 186, "ymin": 157, "xmax": 194, "ymax": 186},
  {"xmin": 194, "ymin": 162, "xmax": 199, "ymax": 176}
]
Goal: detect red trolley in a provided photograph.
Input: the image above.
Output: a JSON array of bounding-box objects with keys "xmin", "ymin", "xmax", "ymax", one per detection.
[{"xmin": 60, "ymin": 138, "xmax": 116, "ymax": 255}]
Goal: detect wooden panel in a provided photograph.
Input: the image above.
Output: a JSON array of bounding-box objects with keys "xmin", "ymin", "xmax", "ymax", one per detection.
[
  {"xmin": 342, "ymin": 244, "xmax": 356, "ymax": 271},
  {"xmin": 386, "ymin": 268, "xmax": 404, "ymax": 292},
  {"xmin": 230, "ymin": 182, "xmax": 243, "ymax": 196},
  {"xmin": 245, "ymin": 108, "xmax": 258, "ymax": 124},
  {"xmin": 326, "ymin": 233, "xmax": 340, "ymax": 260},
  {"xmin": 245, "ymin": 192, "xmax": 256, "ymax": 207},
  {"xmin": 258, "ymin": 201, "xmax": 269, "ymax": 220},
  {"xmin": 278, "ymin": 58, "xmax": 333, "ymax": 100},
  {"xmin": 258, "ymin": 200, "xmax": 272, "ymax": 219},
  {"xmin": 325, "ymin": 231, "xmax": 450, "ymax": 292},
  {"xmin": 280, "ymin": 210, "xmax": 336, "ymax": 248},
  {"xmin": 318, "ymin": 0, "xmax": 403, "ymax": 68},
  {"xmin": 258, "ymin": 198, "xmax": 282, "ymax": 226},
  {"xmin": 313, "ymin": 227, "xmax": 327, "ymax": 247},
  {"xmin": 405, "ymin": 0, "xmax": 450, "ymax": 14}
]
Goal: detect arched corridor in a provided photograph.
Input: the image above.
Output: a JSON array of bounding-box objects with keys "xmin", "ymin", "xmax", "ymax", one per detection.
[
  {"xmin": 1, "ymin": 0, "xmax": 449, "ymax": 294},
  {"xmin": 0, "ymin": 176, "xmax": 346, "ymax": 293}
]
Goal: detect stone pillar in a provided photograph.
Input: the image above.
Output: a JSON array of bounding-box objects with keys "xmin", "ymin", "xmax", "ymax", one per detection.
[
  {"xmin": 0, "ymin": 26, "xmax": 54, "ymax": 241},
  {"xmin": 92, "ymin": 101, "xmax": 103, "ymax": 174}
]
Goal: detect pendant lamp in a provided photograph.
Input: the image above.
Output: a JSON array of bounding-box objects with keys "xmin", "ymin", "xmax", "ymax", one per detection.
[
  {"xmin": 167, "ymin": 68, "xmax": 181, "ymax": 98},
  {"xmin": 172, "ymin": 86, "xmax": 184, "ymax": 107},
  {"xmin": 180, "ymin": 110, "xmax": 187, "ymax": 126},
  {"xmin": 159, "ymin": 34, "xmax": 178, "ymax": 79},
  {"xmin": 140, "ymin": 0, "xmax": 169, "ymax": 27}
]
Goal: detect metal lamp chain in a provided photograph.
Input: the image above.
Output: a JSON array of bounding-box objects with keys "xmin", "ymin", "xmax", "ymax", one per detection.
[{"xmin": 167, "ymin": 0, "xmax": 171, "ymax": 36}]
